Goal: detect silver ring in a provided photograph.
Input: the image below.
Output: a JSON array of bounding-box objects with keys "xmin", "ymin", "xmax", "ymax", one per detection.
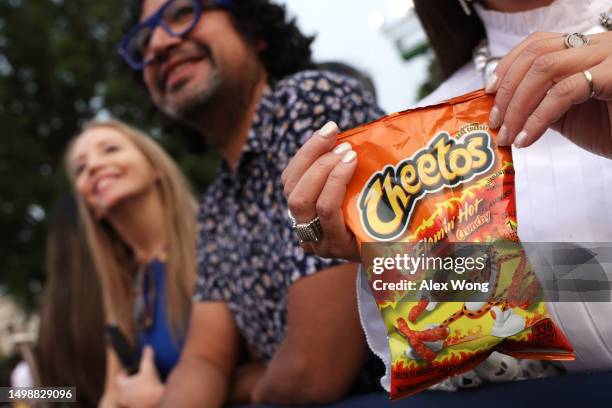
[
  {"xmin": 583, "ymin": 70, "xmax": 595, "ymax": 98},
  {"xmin": 290, "ymin": 214, "xmax": 323, "ymax": 243},
  {"xmin": 287, "ymin": 208, "xmax": 296, "ymax": 225},
  {"xmin": 563, "ymin": 32, "xmax": 590, "ymax": 48}
]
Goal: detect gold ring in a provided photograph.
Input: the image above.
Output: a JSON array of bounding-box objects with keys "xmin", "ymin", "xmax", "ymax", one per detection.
[{"xmin": 583, "ymin": 70, "xmax": 595, "ymax": 98}]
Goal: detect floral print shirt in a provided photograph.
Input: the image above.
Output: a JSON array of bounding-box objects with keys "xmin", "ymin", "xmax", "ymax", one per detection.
[{"xmin": 194, "ymin": 70, "xmax": 384, "ymax": 360}]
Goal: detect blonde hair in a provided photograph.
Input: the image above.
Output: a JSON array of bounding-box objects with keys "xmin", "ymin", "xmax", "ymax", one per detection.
[{"xmin": 65, "ymin": 119, "xmax": 197, "ymax": 342}]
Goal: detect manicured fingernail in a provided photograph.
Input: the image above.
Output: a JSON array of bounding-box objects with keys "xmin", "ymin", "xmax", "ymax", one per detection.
[
  {"xmin": 342, "ymin": 150, "xmax": 357, "ymax": 163},
  {"xmin": 498, "ymin": 125, "xmax": 509, "ymax": 146},
  {"xmin": 485, "ymin": 73, "xmax": 498, "ymax": 94},
  {"xmin": 514, "ymin": 130, "xmax": 528, "ymax": 148},
  {"xmin": 318, "ymin": 121, "xmax": 338, "ymax": 138},
  {"xmin": 333, "ymin": 142, "xmax": 351, "ymax": 154},
  {"xmin": 489, "ymin": 106, "xmax": 501, "ymax": 129}
]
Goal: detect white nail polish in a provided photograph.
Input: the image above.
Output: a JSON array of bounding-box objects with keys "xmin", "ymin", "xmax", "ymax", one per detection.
[
  {"xmin": 514, "ymin": 130, "xmax": 528, "ymax": 148},
  {"xmin": 485, "ymin": 73, "xmax": 498, "ymax": 94},
  {"xmin": 489, "ymin": 106, "xmax": 501, "ymax": 129},
  {"xmin": 341, "ymin": 150, "xmax": 357, "ymax": 163},
  {"xmin": 318, "ymin": 121, "xmax": 338, "ymax": 138},
  {"xmin": 333, "ymin": 142, "xmax": 351, "ymax": 154},
  {"xmin": 498, "ymin": 125, "xmax": 509, "ymax": 146}
]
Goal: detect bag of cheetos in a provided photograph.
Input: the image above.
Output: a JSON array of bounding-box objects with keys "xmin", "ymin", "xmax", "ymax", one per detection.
[{"xmin": 337, "ymin": 90, "xmax": 574, "ymax": 400}]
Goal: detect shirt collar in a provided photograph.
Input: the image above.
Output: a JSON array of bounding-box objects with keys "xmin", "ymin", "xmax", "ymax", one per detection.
[
  {"xmin": 217, "ymin": 85, "xmax": 275, "ymax": 177},
  {"xmin": 241, "ymin": 85, "xmax": 275, "ymax": 156}
]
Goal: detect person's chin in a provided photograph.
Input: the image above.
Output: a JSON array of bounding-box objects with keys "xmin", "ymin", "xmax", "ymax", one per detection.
[
  {"xmin": 163, "ymin": 87, "xmax": 216, "ymax": 119},
  {"xmin": 93, "ymin": 194, "xmax": 122, "ymax": 219}
]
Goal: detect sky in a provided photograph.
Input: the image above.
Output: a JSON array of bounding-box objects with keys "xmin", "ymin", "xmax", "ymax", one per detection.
[{"xmin": 276, "ymin": 0, "xmax": 430, "ymax": 114}]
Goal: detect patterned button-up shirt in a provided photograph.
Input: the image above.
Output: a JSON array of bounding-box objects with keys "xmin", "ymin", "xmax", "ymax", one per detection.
[{"xmin": 194, "ymin": 70, "xmax": 384, "ymax": 361}]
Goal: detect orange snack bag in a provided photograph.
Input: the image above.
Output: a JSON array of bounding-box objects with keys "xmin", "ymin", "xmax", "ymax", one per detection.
[{"xmin": 337, "ymin": 90, "xmax": 574, "ymax": 399}]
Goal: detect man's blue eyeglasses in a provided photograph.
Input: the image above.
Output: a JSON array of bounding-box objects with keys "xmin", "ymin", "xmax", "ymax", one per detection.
[{"xmin": 117, "ymin": 0, "xmax": 232, "ymax": 71}]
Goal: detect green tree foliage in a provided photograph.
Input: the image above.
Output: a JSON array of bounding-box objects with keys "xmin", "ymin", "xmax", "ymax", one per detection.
[
  {"xmin": 417, "ymin": 56, "xmax": 444, "ymax": 101},
  {"xmin": 398, "ymin": 40, "xmax": 444, "ymax": 101},
  {"xmin": 0, "ymin": 0, "xmax": 218, "ymax": 311}
]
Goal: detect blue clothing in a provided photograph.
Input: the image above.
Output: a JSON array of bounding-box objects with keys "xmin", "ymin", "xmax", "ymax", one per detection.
[{"xmin": 136, "ymin": 260, "xmax": 183, "ymax": 381}]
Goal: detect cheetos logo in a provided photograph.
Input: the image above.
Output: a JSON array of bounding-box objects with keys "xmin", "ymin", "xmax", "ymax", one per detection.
[{"xmin": 358, "ymin": 131, "xmax": 494, "ymax": 241}]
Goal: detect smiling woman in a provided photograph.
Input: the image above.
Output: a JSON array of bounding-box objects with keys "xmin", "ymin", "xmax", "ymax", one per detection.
[
  {"xmin": 69, "ymin": 126, "xmax": 161, "ymax": 219},
  {"xmin": 64, "ymin": 119, "xmax": 198, "ymax": 408}
]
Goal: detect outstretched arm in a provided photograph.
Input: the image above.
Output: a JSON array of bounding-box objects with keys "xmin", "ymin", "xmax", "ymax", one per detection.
[{"xmin": 161, "ymin": 301, "xmax": 240, "ymax": 408}]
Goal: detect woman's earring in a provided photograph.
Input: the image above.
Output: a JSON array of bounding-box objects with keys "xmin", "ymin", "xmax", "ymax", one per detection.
[{"xmin": 459, "ymin": 0, "xmax": 472, "ymax": 16}]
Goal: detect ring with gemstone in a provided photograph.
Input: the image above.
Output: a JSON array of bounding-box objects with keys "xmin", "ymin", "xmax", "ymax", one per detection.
[{"xmin": 563, "ymin": 32, "xmax": 590, "ymax": 49}]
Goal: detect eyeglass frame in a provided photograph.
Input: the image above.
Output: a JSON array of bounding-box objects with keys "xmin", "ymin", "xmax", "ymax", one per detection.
[{"xmin": 117, "ymin": 0, "xmax": 232, "ymax": 71}]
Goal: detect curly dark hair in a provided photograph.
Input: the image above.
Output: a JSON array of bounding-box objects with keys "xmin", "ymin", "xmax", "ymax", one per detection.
[{"xmin": 125, "ymin": 0, "xmax": 315, "ymax": 83}]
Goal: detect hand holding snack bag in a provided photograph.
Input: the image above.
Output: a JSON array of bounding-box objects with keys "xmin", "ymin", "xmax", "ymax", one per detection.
[
  {"xmin": 282, "ymin": 121, "xmax": 361, "ymax": 262},
  {"xmin": 335, "ymin": 90, "xmax": 574, "ymax": 399}
]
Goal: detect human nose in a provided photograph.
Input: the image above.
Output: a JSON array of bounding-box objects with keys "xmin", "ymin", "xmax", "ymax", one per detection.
[
  {"xmin": 146, "ymin": 25, "xmax": 182, "ymax": 62},
  {"xmin": 86, "ymin": 152, "xmax": 106, "ymax": 177}
]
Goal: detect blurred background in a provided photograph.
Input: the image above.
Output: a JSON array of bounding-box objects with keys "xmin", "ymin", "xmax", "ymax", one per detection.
[{"xmin": 0, "ymin": 0, "xmax": 441, "ymax": 382}]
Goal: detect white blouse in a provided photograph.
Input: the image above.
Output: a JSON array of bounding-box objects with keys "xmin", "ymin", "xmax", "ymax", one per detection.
[{"xmin": 358, "ymin": 0, "xmax": 612, "ymax": 391}]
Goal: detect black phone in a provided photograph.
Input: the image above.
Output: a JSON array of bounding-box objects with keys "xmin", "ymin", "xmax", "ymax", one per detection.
[{"xmin": 104, "ymin": 324, "xmax": 139, "ymax": 375}]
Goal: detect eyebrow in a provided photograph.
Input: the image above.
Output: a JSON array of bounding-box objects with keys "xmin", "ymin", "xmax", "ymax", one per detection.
[{"xmin": 72, "ymin": 139, "xmax": 114, "ymax": 163}]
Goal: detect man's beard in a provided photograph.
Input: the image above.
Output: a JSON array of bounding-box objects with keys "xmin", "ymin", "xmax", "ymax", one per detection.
[
  {"xmin": 161, "ymin": 58, "xmax": 264, "ymax": 149},
  {"xmin": 161, "ymin": 67, "xmax": 222, "ymax": 121}
]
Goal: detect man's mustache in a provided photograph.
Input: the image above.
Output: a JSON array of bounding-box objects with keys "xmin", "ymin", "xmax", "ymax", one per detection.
[{"xmin": 155, "ymin": 43, "xmax": 214, "ymax": 89}]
